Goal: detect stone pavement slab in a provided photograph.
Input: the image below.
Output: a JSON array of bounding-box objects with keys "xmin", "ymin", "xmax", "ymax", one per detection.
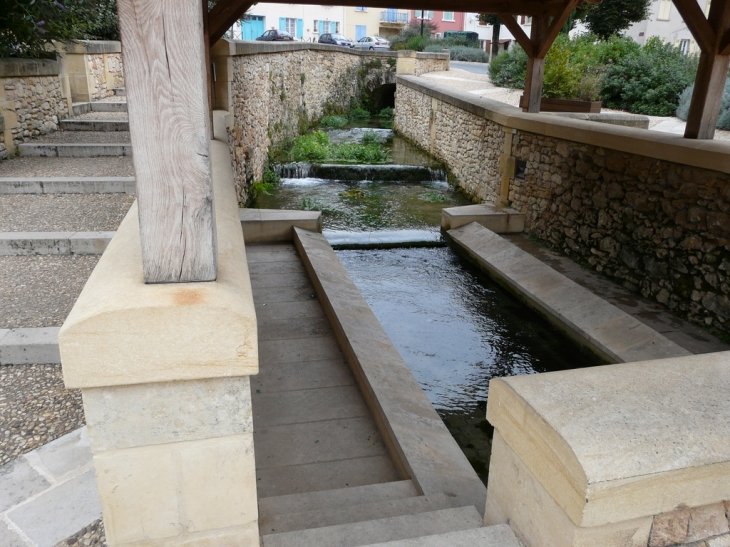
[
  {"xmin": 0, "ymin": 327, "xmax": 61, "ymax": 365},
  {"xmin": 0, "ymin": 177, "xmax": 135, "ymax": 195}
]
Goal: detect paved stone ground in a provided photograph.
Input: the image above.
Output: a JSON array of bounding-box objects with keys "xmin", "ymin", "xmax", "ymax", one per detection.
[
  {"xmin": 0, "ymin": 194, "xmax": 134, "ymax": 232},
  {"xmin": 0, "ymin": 364, "xmax": 84, "ymax": 466},
  {"xmin": 30, "ymin": 131, "xmax": 130, "ymax": 144},
  {"xmin": 0, "ymin": 255, "xmax": 99, "ymax": 329},
  {"xmin": 54, "ymin": 519, "xmax": 105, "ymax": 547},
  {"xmin": 0, "ymin": 157, "xmax": 134, "ymax": 178}
]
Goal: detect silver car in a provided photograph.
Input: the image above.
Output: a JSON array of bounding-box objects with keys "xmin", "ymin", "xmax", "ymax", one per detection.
[{"xmin": 354, "ymin": 36, "xmax": 390, "ymax": 51}]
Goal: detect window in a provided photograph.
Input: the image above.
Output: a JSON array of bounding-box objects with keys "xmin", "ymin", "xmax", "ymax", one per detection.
[
  {"xmin": 415, "ymin": 10, "xmax": 434, "ymax": 19},
  {"xmin": 314, "ymin": 19, "xmax": 318, "ymax": 32},
  {"xmin": 285, "ymin": 18, "xmax": 297, "ymax": 35},
  {"xmin": 519, "ymin": 15, "xmax": 532, "ymax": 25},
  {"xmin": 355, "ymin": 7, "xmax": 367, "ymax": 11},
  {"xmin": 442, "ymin": 11, "xmax": 455, "ymax": 21},
  {"xmin": 658, "ymin": 0, "xmax": 672, "ymax": 20},
  {"xmin": 679, "ymin": 39, "xmax": 690, "ymax": 54}
]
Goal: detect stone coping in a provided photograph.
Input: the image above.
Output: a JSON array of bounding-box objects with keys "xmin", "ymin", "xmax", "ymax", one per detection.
[
  {"xmin": 396, "ymin": 75, "xmax": 730, "ymax": 174},
  {"xmin": 487, "ymin": 350, "xmax": 730, "ymax": 528},
  {"xmin": 0, "ymin": 231, "xmax": 114, "ymax": 255},
  {"xmin": 0, "ymin": 177, "xmax": 135, "ymax": 194},
  {"xmin": 0, "ymin": 58, "xmax": 60, "ymax": 78},
  {"xmin": 55, "ymin": 40, "xmax": 122, "ymax": 54},
  {"xmin": 448, "ymin": 222, "xmax": 690, "ymax": 363},
  {"xmin": 216, "ymin": 39, "xmax": 447, "ymax": 61},
  {"xmin": 59, "ymin": 139, "xmax": 258, "ymax": 389},
  {"xmin": 293, "ymin": 227, "xmax": 487, "ymax": 514},
  {"xmin": 239, "ymin": 208, "xmax": 321, "ymax": 243},
  {"xmin": 0, "ymin": 327, "xmax": 61, "ymax": 365}
]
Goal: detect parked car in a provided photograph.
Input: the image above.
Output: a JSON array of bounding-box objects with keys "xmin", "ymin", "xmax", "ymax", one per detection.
[
  {"xmin": 318, "ymin": 33, "xmax": 353, "ymax": 48},
  {"xmin": 353, "ymin": 36, "xmax": 390, "ymax": 50},
  {"xmin": 256, "ymin": 29, "xmax": 294, "ymax": 41}
]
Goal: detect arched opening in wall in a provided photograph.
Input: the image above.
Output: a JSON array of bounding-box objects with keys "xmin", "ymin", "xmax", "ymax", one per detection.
[{"xmin": 370, "ymin": 83, "xmax": 396, "ymax": 111}]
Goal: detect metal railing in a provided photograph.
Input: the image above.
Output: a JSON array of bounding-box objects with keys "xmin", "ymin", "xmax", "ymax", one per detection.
[{"xmin": 380, "ymin": 11, "xmax": 408, "ymax": 23}]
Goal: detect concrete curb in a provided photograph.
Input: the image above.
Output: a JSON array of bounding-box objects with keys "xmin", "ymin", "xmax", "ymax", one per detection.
[
  {"xmin": 71, "ymin": 102, "xmax": 127, "ymax": 116},
  {"xmin": 293, "ymin": 227, "xmax": 487, "ymax": 516},
  {"xmin": 0, "ymin": 177, "xmax": 135, "ymax": 194},
  {"xmin": 447, "ymin": 222, "xmax": 692, "ymax": 363},
  {"xmin": 59, "ymin": 120, "xmax": 129, "ymax": 132},
  {"xmin": 0, "ymin": 232, "xmax": 115, "ymax": 255},
  {"xmin": 17, "ymin": 143, "xmax": 132, "ymax": 157},
  {"xmin": 0, "ymin": 427, "xmax": 101, "ymax": 547},
  {"xmin": 0, "ymin": 327, "xmax": 61, "ymax": 365}
]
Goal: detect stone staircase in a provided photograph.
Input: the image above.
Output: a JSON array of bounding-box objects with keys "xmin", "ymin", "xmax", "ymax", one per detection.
[{"xmin": 257, "ymin": 480, "xmax": 521, "ymax": 547}]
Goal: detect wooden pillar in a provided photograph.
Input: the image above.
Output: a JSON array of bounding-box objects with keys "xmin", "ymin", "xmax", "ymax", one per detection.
[
  {"xmin": 117, "ymin": 0, "xmax": 217, "ymax": 283},
  {"xmin": 673, "ymin": 0, "xmax": 730, "ymax": 139},
  {"xmin": 524, "ymin": 16, "xmax": 548, "ymax": 113}
]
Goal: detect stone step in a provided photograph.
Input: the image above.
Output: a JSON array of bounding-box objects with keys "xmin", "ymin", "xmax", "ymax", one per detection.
[
  {"xmin": 18, "ymin": 143, "xmax": 132, "ymax": 157},
  {"xmin": 261, "ymin": 506, "xmax": 483, "ymax": 547},
  {"xmin": 441, "ymin": 204, "xmax": 525, "ymax": 232},
  {"xmin": 113, "ymin": 87, "xmax": 126, "ymax": 96},
  {"xmin": 358, "ymin": 524, "xmax": 521, "ymax": 547},
  {"xmin": 0, "ymin": 231, "xmax": 114, "ymax": 255},
  {"xmin": 259, "ymin": 481, "xmax": 418, "ymax": 519},
  {"xmin": 261, "ymin": 492, "xmax": 463, "ymax": 535},
  {"xmin": 59, "ymin": 119, "xmax": 129, "ymax": 132},
  {"xmin": 0, "ymin": 327, "xmax": 61, "ymax": 365},
  {"xmin": 0, "ymin": 177, "xmax": 135, "ymax": 194},
  {"xmin": 71, "ymin": 102, "xmax": 127, "ymax": 116}
]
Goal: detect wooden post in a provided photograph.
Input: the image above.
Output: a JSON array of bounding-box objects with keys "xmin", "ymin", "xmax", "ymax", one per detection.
[{"xmin": 117, "ymin": 0, "xmax": 217, "ymax": 283}]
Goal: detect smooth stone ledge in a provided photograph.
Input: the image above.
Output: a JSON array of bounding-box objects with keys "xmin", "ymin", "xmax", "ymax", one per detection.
[
  {"xmin": 448, "ymin": 222, "xmax": 691, "ymax": 363},
  {"xmin": 293, "ymin": 226, "xmax": 487, "ymax": 514},
  {"xmin": 59, "ymin": 139, "xmax": 258, "ymax": 389},
  {"xmin": 0, "ymin": 177, "xmax": 135, "ymax": 194},
  {"xmin": 59, "ymin": 120, "xmax": 129, "ymax": 131},
  {"xmin": 441, "ymin": 204, "xmax": 525, "ymax": 232},
  {"xmin": 397, "ymin": 75, "xmax": 730, "ymax": 174},
  {"xmin": 486, "ymin": 351, "xmax": 730, "ymax": 528},
  {"xmin": 0, "ymin": 327, "xmax": 61, "ymax": 365},
  {"xmin": 240, "ymin": 208, "xmax": 321, "ymax": 243},
  {"xmin": 0, "ymin": 231, "xmax": 115, "ymax": 255},
  {"xmin": 17, "ymin": 143, "xmax": 132, "ymax": 157},
  {"xmin": 71, "ymin": 102, "xmax": 128, "ymax": 115}
]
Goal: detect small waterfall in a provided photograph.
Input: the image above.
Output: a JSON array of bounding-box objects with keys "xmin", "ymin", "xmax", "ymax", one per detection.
[
  {"xmin": 429, "ymin": 168, "xmax": 447, "ymax": 182},
  {"xmin": 273, "ymin": 162, "xmax": 447, "ymax": 183},
  {"xmin": 272, "ymin": 162, "xmax": 312, "ymax": 178}
]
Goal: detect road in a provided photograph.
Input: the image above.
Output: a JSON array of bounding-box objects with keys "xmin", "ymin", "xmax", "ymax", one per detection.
[{"xmin": 450, "ymin": 61, "xmax": 489, "ymax": 74}]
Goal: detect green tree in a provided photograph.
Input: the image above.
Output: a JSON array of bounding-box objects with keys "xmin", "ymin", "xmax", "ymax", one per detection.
[
  {"xmin": 576, "ymin": 0, "xmax": 651, "ymax": 40},
  {"xmin": 479, "ymin": 14, "xmax": 501, "ymax": 61}
]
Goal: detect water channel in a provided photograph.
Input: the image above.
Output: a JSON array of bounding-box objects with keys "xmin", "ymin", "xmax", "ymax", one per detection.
[{"xmin": 254, "ymin": 119, "xmax": 604, "ymax": 483}]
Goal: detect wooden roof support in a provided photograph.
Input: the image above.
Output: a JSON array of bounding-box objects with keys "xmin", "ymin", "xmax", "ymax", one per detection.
[
  {"xmin": 209, "ymin": 0, "xmax": 253, "ymax": 45},
  {"xmin": 675, "ymin": 0, "xmax": 730, "ymax": 139},
  {"xmin": 118, "ymin": 0, "xmax": 218, "ymax": 283}
]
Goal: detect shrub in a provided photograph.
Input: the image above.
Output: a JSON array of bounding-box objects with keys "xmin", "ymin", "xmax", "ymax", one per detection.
[
  {"xmin": 489, "ymin": 46, "xmax": 528, "ymax": 89},
  {"xmin": 601, "ymin": 37, "xmax": 697, "ymax": 115},
  {"xmin": 361, "ymin": 130, "xmax": 385, "ymax": 144},
  {"xmin": 405, "ymin": 35, "xmax": 430, "ymax": 52},
  {"xmin": 677, "ymin": 77, "xmax": 730, "ymax": 130},
  {"xmin": 378, "ymin": 107, "xmax": 394, "ymax": 120},
  {"xmin": 542, "ymin": 38, "xmax": 581, "ymax": 99},
  {"xmin": 447, "ymin": 46, "xmax": 488, "ymax": 63},
  {"xmin": 348, "ymin": 108, "xmax": 370, "ymax": 120},
  {"xmin": 319, "ymin": 115, "xmax": 347, "ymax": 128},
  {"xmin": 390, "ymin": 20, "xmax": 439, "ymax": 46},
  {"xmin": 288, "ymin": 131, "xmax": 390, "ymax": 164}
]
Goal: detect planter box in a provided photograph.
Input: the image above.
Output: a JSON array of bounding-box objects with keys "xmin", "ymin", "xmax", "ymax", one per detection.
[{"xmin": 519, "ymin": 95, "xmax": 602, "ymax": 113}]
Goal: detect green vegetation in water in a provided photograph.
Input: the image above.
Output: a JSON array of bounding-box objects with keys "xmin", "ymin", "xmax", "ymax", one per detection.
[
  {"xmin": 319, "ymin": 115, "xmax": 348, "ymax": 128},
  {"xmin": 419, "ymin": 191, "xmax": 448, "ymax": 203},
  {"xmin": 300, "ymin": 197, "xmax": 339, "ymax": 215},
  {"xmin": 348, "ymin": 108, "xmax": 371, "ymax": 120},
  {"xmin": 378, "ymin": 107, "xmax": 394, "ymax": 120},
  {"xmin": 288, "ymin": 130, "xmax": 390, "ymax": 164},
  {"xmin": 251, "ymin": 168, "xmax": 280, "ymax": 197},
  {"xmin": 339, "ymin": 189, "xmax": 366, "ymax": 199},
  {"xmin": 361, "ymin": 130, "xmax": 385, "ymax": 145}
]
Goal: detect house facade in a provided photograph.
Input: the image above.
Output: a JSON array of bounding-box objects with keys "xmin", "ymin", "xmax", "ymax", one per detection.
[
  {"xmin": 625, "ymin": 0, "xmax": 709, "ymax": 53},
  {"xmin": 410, "ymin": 11, "xmax": 466, "ymax": 37},
  {"xmin": 463, "ymin": 13, "xmax": 533, "ymax": 53},
  {"xmin": 230, "ymin": 4, "xmax": 348, "ymax": 42}
]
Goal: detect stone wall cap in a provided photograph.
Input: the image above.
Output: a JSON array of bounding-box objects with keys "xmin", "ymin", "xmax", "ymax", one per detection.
[
  {"xmin": 221, "ymin": 38, "xmax": 397, "ymax": 59},
  {"xmin": 0, "ymin": 57, "xmax": 60, "ymax": 78},
  {"xmin": 487, "ymin": 351, "xmax": 730, "ymax": 527},
  {"xmin": 396, "ymin": 75, "xmax": 730, "ymax": 174},
  {"xmin": 55, "ymin": 40, "xmax": 122, "ymax": 54},
  {"xmin": 59, "ymin": 140, "xmax": 258, "ymax": 388}
]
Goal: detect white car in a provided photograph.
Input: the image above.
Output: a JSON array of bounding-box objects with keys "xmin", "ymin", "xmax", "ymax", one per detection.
[{"xmin": 354, "ymin": 36, "xmax": 390, "ymax": 51}]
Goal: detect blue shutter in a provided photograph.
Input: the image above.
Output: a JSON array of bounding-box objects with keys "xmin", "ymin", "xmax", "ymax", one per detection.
[
  {"xmin": 319, "ymin": 20, "xmax": 325, "ymax": 34},
  {"xmin": 296, "ymin": 18, "xmax": 304, "ymax": 38},
  {"xmin": 330, "ymin": 21, "xmax": 336, "ymax": 33},
  {"xmin": 279, "ymin": 17, "xmax": 286, "ymax": 30},
  {"xmin": 356, "ymin": 25, "xmax": 366, "ymax": 40}
]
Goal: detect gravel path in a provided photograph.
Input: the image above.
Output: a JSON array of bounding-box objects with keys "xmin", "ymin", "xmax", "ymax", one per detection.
[
  {"xmin": 31, "ymin": 131, "xmax": 130, "ymax": 144},
  {"xmin": 0, "ymin": 156, "xmax": 134, "ymax": 178},
  {"xmin": 73, "ymin": 111, "xmax": 129, "ymax": 121},
  {"xmin": 0, "ymin": 194, "xmax": 134, "ymax": 231},
  {"xmin": 0, "ymin": 364, "xmax": 84, "ymax": 466},
  {"xmin": 0, "ymin": 255, "xmax": 99, "ymax": 329},
  {"xmin": 56, "ymin": 520, "xmax": 106, "ymax": 547}
]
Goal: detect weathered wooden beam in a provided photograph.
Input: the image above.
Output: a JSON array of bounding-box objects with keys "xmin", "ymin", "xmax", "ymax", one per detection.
[
  {"xmin": 672, "ymin": 0, "xmax": 715, "ymax": 53},
  {"xmin": 720, "ymin": 26, "xmax": 730, "ymax": 55},
  {"xmin": 524, "ymin": 15, "xmax": 549, "ymax": 113},
  {"xmin": 499, "ymin": 14, "xmax": 534, "ymax": 56},
  {"xmin": 118, "ymin": 0, "xmax": 217, "ymax": 283},
  {"xmin": 684, "ymin": 0, "xmax": 730, "ymax": 139},
  {"xmin": 209, "ymin": 0, "xmax": 253, "ymax": 45},
  {"xmin": 535, "ymin": 0, "xmax": 581, "ymax": 58}
]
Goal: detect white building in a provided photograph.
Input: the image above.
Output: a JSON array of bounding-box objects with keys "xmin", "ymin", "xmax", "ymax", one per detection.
[
  {"xmin": 463, "ymin": 13, "xmax": 533, "ymax": 54},
  {"xmin": 229, "ymin": 4, "xmax": 348, "ymax": 42},
  {"xmin": 625, "ymin": 0, "xmax": 709, "ymax": 53}
]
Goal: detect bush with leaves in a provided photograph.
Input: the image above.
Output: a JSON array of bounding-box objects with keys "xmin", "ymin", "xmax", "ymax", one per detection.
[
  {"xmin": 425, "ymin": 44, "xmax": 488, "ymax": 62},
  {"xmin": 677, "ymin": 78, "xmax": 730, "ymax": 130},
  {"xmin": 488, "ymin": 45, "xmax": 528, "ymax": 89},
  {"xmin": 601, "ymin": 37, "xmax": 697, "ymax": 116},
  {"xmin": 390, "ymin": 20, "xmax": 439, "ymax": 46}
]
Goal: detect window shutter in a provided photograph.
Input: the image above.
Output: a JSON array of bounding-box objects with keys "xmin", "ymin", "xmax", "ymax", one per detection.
[
  {"xmin": 279, "ymin": 17, "xmax": 286, "ymax": 30},
  {"xmin": 297, "ymin": 19, "xmax": 304, "ymax": 38}
]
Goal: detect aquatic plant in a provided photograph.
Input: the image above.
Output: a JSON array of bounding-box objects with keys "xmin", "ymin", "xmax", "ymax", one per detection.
[
  {"xmin": 319, "ymin": 115, "xmax": 348, "ymax": 128},
  {"xmin": 348, "ymin": 107, "xmax": 370, "ymax": 120},
  {"xmin": 418, "ymin": 191, "xmax": 448, "ymax": 203},
  {"xmin": 289, "ymin": 131, "xmax": 390, "ymax": 164}
]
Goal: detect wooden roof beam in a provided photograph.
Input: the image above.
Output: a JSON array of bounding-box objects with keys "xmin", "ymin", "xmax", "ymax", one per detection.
[
  {"xmin": 209, "ymin": 0, "xmax": 253, "ymax": 45},
  {"xmin": 672, "ymin": 0, "xmax": 715, "ymax": 53},
  {"xmin": 499, "ymin": 14, "xmax": 534, "ymax": 55}
]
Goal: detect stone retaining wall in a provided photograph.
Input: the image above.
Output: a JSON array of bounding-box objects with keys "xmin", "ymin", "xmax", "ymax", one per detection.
[
  {"xmin": 57, "ymin": 41, "xmax": 124, "ymax": 103},
  {"xmin": 0, "ymin": 58, "xmax": 69, "ymax": 158},
  {"xmin": 213, "ymin": 41, "xmax": 448, "ymax": 205},
  {"xmin": 87, "ymin": 52, "xmax": 124, "ymax": 100},
  {"xmin": 395, "ymin": 75, "xmax": 730, "ymax": 335}
]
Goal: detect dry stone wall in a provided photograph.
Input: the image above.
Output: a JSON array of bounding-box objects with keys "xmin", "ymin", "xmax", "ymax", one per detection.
[
  {"xmin": 649, "ymin": 501, "xmax": 730, "ymax": 547},
  {"xmin": 87, "ymin": 52, "xmax": 124, "ymax": 100},
  {"xmin": 395, "ymin": 75, "xmax": 730, "ymax": 335}
]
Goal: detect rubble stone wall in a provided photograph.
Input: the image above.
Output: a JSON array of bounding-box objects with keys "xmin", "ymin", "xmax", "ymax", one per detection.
[
  {"xmin": 87, "ymin": 52, "xmax": 124, "ymax": 100},
  {"xmin": 395, "ymin": 75, "xmax": 730, "ymax": 335}
]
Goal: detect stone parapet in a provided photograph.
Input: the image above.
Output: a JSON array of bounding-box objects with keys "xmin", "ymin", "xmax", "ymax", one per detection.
[
  {"xmin": 484, "ymin": 352, "xmax": 730, "ymax": 547},
  {"xmin": 394, "ymin": 75, "xmax": 730, "ymax": 334},
  {"xmin": 0, "ymin": 58, "xmax": 61, "ymax": 78}
]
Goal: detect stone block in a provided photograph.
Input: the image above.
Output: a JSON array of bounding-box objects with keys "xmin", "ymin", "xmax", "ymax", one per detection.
[
  {"xmin": 6, "ymin": 468, "xmax": 101, "ymax": 547},
  {"xmin": 0, "ymin": 457, "xmax": 50, "ymax": 513},
  {"xmin": 650, "ymin": 508, "xmax": 690, "ymax": 547},
  {"xmin": 0, "ymin": 231, "xmax": 73, "ymax": 255},
  {"xmin": 94, "ymin": 434, "xmax": 257, "ymax": 545},
  {"xmin": 708, "ymin": 534, "xmax": 730, "ymax": 547},
  {"xmin": 69, "ymin": 231, "xmax": 114, "ymax": 254},
  {"xmin": 688, "ymin": 503, "xmax": 730, "ymax": 542},
  {"xmin": 240, "ymin": 208, "xmax": 322, "ymax": 243},
  {"xmin": 0, "ymin": 327, "xmax": 61, "ymax": 364},
  {"xmin": 0, "ymin": 179, "xmax": 43, "ymax": 194},
  {"xmin": 441, "ymin": 206, "xmax": 525, "ymax": 233},
  {"xmin": 83, "ymin": 376, "xmax": 253, "ymax": 451}
]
